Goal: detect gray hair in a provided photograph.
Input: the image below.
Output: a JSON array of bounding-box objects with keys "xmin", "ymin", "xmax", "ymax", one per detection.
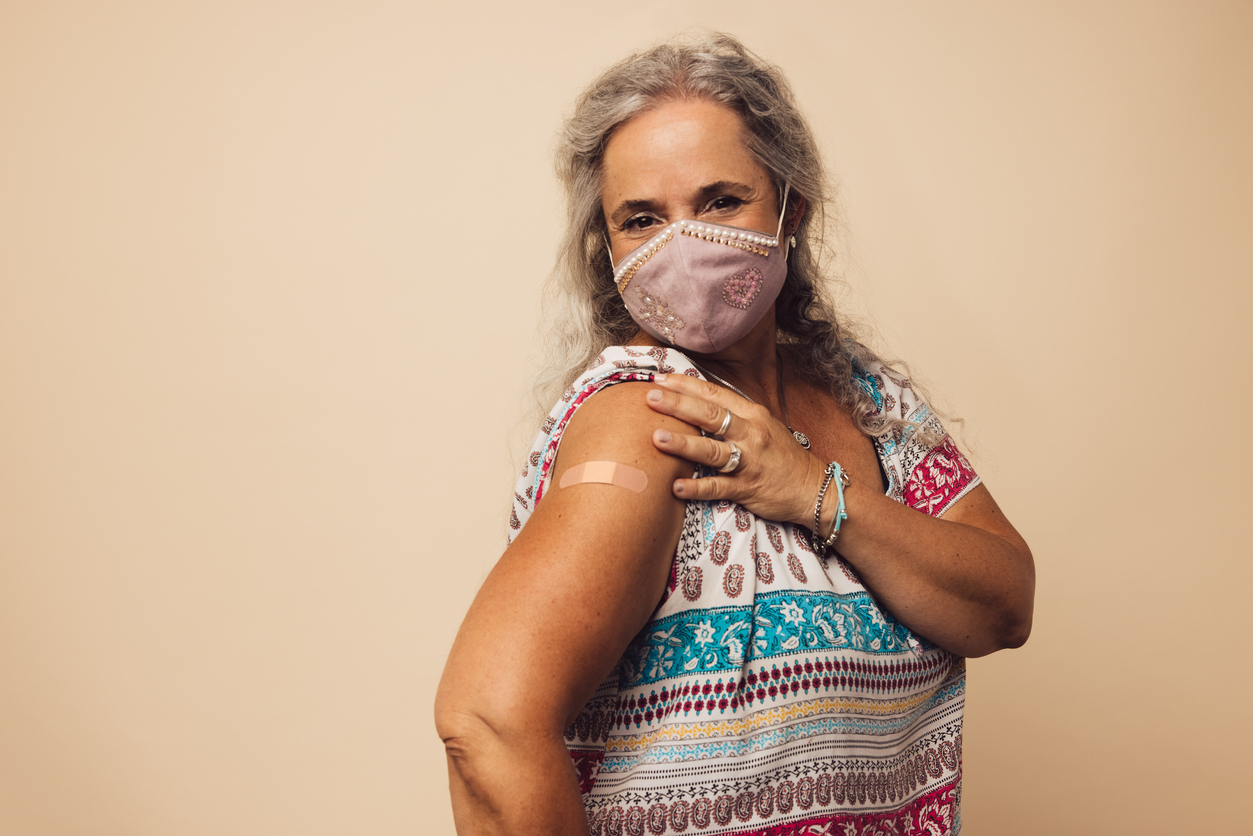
[{"xmin": 529, "ymin": 32, "xmax": 908, "ymax": 439}]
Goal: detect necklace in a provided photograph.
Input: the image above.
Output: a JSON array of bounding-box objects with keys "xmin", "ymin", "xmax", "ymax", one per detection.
[
  {"xmin": 776, "ymin": 364, "xmax": 812, "ymax": 450},
  {"xmin": 689, "ymin": 358, "xmax": 812, "ymax": 450}
]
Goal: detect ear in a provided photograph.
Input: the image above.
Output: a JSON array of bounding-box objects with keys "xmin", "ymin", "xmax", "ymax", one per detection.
[{"xmin": 784, "ymin": 191, "xmax": 807, "ymax": 238}]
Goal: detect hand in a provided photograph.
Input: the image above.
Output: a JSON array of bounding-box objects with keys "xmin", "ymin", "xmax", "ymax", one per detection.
[{"xmin": 645, "ymin": 373, "xmax": 824, "ymax": 527}]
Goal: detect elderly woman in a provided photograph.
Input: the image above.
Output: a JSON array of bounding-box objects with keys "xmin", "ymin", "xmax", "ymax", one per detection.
[{"xmin": 436, "ymin": 33, "xmax": 1033, "ymax": 836}]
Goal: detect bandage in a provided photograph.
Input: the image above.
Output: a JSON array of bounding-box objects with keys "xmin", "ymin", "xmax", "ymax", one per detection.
[{"xmin": 558, "ymin": 461, "xmax": 648, "ymax": 493}]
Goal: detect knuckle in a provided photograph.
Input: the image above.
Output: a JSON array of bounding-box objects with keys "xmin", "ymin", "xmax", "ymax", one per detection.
[
  {"xmin": 694, "ymin": 477, "xmax": 724, "ymax": 498},
  {"xmin": 686, "ymin": 478, "xmax": 711, "ymax": 498},
  {"xmin": 744, "ymin": 423, "xmax": 766, "ymax": 446}
]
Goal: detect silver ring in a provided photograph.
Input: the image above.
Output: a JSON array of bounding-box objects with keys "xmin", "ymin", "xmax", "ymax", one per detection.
[
  {"xmin": 715, "ymin": 408, "xmax": 733, "ymax": 436},
  {"xmin": 718, "ymin": 441, "xmax": 742, "ymax": 473}
]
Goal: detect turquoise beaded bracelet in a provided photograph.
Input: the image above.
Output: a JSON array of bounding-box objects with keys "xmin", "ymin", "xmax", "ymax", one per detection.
[{"xmin": 811, "ymin": 461, "xmax": 851, "ymax": 553}]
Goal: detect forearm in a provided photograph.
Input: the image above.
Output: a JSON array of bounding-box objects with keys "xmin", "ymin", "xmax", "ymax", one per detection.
[
  {"xmin": 442, "ymin": 712, "xmax": 589, "ymax": 836},
  {"xmin": 829, "ymin": 486, "xmax": 1035, "ymax": 657},
  {"xmin": 640, "ymin": 366, "xmax": 1034, "ymax": 656}
]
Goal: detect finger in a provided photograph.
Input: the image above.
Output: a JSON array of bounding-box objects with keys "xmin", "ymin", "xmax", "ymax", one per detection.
[
  {"xmin": 653, "ymin": 428, "xmax": 735, "ymax": 467},
  {"xmin": 672, "ymin": 475, "xmax": 740, "ymax": 500},
  {"xmin": 647, "ymin": 387, "xmax": 737, "ymax": 435},
  {"xmin": 653, "ymin": 373, "xmax": 751, "ymax": 408}
]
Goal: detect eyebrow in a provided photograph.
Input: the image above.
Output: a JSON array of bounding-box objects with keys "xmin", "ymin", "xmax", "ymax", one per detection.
[{"xmin": 607, "ymin": 180, "xmax": 759, "ymax": 228}]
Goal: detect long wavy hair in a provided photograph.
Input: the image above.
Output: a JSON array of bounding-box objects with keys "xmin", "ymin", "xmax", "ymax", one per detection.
[{"xmin": 529, "ymin": 32, "xmax": 913, "ymax": 439}]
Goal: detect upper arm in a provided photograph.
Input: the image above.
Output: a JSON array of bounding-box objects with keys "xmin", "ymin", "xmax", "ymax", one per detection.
[
  {"xmin": 941, "ymin": 483, "xmax": 1032, "ymax": 560},
  {"xmin": 436, "ymin": 382, "xmax": 694, "ymax": 739},
  {"xmin": 940, "ymin": 482, "xmax": 1036, "ymax": 643}
]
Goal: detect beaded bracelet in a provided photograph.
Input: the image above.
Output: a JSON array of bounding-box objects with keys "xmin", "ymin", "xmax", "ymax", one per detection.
[{"xmin": 811, "ymin": 461, "xmax": 851, "ymax": 553}]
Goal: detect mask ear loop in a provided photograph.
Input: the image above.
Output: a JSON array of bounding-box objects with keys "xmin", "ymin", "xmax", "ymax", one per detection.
[
  {"xmin": 776, "ymin": 184, "xmax": 796, "ymax": 263},
  {"xmin": 603, "ymin": 232, "xmax": 617, "ymax": 271},
  {"xmin": 598, "ymin": 231, "xmax": 613, "ymax": 271}
]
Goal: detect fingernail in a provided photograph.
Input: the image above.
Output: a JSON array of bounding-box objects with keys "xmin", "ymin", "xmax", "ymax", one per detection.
[
  {"xmin": 654, "ymin": 373, "xmax": 667, "ymax": 382},
  {"xmin": 673, "ymin": 481, "xmax": 685, "ymax": 495},
  {"xmin": 656, "ymin": 429, "xmax": 671, "ymax": 443},
  {"xmin": 647, "ymin": 389, "xmax": 663, "ymax": 402}
]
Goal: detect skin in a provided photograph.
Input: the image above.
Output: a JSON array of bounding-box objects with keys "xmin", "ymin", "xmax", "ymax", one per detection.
[
  {"xmin": 437, "ymin": 384, "xmax": 690, "ymax": 836},
  {"xmin": 436, "ymin": 97, "xmax": 1035, "ymax": 835}
]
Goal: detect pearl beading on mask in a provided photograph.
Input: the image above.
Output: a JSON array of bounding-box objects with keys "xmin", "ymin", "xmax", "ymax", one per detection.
[
  {"xmin": 613, "ymin": 220, "xmax": 778, "ymax": 292},
  {"xmin": 678, "ymin": 220, "xmax": 775, "ymax": 257},
  {"xmin": 614, "ymin": 229, "xmax": 674, "ymax": 292}
]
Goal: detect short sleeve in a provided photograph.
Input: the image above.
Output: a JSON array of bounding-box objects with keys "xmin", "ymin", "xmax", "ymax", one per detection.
[{"xmin": 855, "ymin": 360, "xmax": 980, "ymax": 518}]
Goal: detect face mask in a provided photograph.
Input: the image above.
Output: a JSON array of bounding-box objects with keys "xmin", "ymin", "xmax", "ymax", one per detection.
[{"xmin": 609, "ymin": 186, "xmax": 792, "ymax": 355}]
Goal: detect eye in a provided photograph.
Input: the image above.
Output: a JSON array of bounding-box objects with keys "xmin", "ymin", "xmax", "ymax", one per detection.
[
  {"xmin": 621, "ymin": 213, "xmax": 663, "ymax": 234},
  {"xmin": 703, "ymin": 195, "xmax": 744, "ymax": 214}
]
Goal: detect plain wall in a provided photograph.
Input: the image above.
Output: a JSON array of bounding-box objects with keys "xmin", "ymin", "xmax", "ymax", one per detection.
[{"xmin": 2, "ymin": 2, "xmax": 1250, "ymax": 834}]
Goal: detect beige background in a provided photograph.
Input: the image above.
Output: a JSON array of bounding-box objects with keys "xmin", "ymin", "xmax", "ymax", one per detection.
[{"xmin": 2, "ymin": 2, "xmax": 1250, "ymax": 834}]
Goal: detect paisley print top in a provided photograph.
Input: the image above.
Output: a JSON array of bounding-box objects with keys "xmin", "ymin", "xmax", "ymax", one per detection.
[{"xmin": 509, "ymin": 346, "xmax": 980, "ymax": 836}]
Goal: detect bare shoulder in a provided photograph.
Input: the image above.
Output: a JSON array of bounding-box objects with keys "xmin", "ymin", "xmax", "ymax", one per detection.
[
  {"xmin": 437, "ymin": 380, "xmax": 697, "ymax": 733},
  {"xmin": 529, "ymin": 380, "xmax": 694, "ymax": 563},
  {"xmin": 550, "ymin": 381, "xmax": 695, "ymax": 484}
]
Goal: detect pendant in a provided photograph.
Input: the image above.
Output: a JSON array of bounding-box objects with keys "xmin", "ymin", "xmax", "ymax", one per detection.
[{"xmin": 792, "ymin": 429, "xmax": 811, "ymax": 449}]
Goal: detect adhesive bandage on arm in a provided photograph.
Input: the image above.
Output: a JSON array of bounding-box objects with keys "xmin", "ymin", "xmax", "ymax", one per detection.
[{"xmin": 558, "ymin": 461, "xmax": 648, "ymax": 493}]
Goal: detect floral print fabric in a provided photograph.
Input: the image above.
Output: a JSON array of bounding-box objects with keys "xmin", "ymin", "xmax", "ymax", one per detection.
[{"xmin": 510, "ymin": 347, "xmax": 980, "ymax": 836}]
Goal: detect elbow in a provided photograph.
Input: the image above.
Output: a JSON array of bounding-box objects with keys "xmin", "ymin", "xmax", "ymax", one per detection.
[
  {"xmin": 988, "ymin": 543, "xmax": 1036, "ymax": 653},
  {"xmin": 961, "ymin": 615, "xmax": 1030, "ymax": 658},
  {"xmin": 1002, "ymin": 551, "xmax": 1036, "ymax": 649},
  {"xmin": 435, "ymin": 665, "xmax": 490, "ymax": 750},
  {"xmin": 963, "ymin": 580, "xmax": 1035, "ymax": 657},
  {"xmin": 434, "ymin": 677, "xmax": 563, "ymax": 772},
  {"xmin": 435, "ymin": 686, "xmax": 506, "ymax": 800},
  {"xmin": 999, "ymin": 609, "xmax": 1032, "ymax": 650},
  {"xmin": 435, "ymin": 680, "xmax": 499, "ymax": 759},
  {"xmin": 435, "ymin": 700, "xmax": 486, "ymax": 753},
  {"xmin": 436, "ymin": 680, "xmax": 580, "ymax": 827},
  {"xmin": 984, "ymin": 581, "xmax": 1036, "ymax": 654},
  {"xmin": 435, "ymin": 701, "xmax": 511, "ymax": 829}
]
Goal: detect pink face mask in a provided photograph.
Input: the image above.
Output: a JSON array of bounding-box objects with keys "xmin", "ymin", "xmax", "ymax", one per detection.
[{"xmin": 610, "ymin": 186, "xmax": 792, "ymax": 354}]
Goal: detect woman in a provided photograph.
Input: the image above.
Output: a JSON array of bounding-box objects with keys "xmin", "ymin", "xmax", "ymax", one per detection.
[{"xmin": 436, "ymin": 33, "xmax": 1034, "ymax": 836}]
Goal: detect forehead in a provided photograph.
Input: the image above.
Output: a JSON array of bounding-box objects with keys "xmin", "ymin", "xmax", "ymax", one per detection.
[{"xmin": 601, "ymin": 98, "xmax": 770, "ymax": 204}]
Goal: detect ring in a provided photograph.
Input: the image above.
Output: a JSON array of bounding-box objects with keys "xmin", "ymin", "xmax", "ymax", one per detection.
[
  {"xmin": 715, "ymin": 408, "xmax": 733, "ymax": 436},
  {"xmin": 718, "ymin": 440, "xmax": 742, "ymax": 473}
]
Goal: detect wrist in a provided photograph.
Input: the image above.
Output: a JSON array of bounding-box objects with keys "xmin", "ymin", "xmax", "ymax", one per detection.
[
  {"xmin": 810, "ymin": 461, "xmax": 850, "ymax": 553},
  {"xmin": 816, "ymin": 481, "xmax": 838, "ymax": 540},
  {"xmin": 792, "ymin": 456, "xmax": 827, "ymax": 528}
]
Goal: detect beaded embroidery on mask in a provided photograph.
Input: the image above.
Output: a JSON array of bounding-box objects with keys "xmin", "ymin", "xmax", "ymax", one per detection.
[
  {"xmin": 614, "ymin": 220, "xmax": 776, "ymax": 293},
  {"xmin": 722, "ymin": 268, "xmax": 764, "ymax": 309},
  {"xmin": 634, "ymin": 287, "xmax": 686, "ymax": 343},
  {"xmin": 614, "ymin": 229, "xmax": 674, "ymax": 293},
  {"xmin": 678, "ymin": 224, "xmax": 771, "ymax": 257}
]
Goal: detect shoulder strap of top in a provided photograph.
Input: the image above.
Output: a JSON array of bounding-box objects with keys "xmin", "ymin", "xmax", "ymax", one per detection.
[{"xmin": 509, "ymin": 347, "xmax": 703, "ymax": 543}]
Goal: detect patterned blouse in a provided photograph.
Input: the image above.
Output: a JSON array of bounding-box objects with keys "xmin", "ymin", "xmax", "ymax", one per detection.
[{"xmin": 509, "ymin": 346, "xmax": 980, "ymax": 836}]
